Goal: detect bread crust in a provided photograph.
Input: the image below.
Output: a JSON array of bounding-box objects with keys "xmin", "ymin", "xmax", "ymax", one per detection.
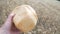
[{"xmin": 12, "ymin": 5, "xmax": 38, "ymax": 32}]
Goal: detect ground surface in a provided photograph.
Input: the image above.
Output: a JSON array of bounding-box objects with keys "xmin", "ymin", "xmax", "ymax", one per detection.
[{"xmin": 0, "ymin": 0, "xmax": 60, "ymax": 34}]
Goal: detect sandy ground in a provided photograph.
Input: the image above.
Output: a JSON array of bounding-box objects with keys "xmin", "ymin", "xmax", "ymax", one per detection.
[{"xmin": 0, "ymin": 0, "xmax": 60, "ymax": 34}]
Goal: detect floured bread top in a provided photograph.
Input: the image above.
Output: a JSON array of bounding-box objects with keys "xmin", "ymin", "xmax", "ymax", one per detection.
[{"xmin": 12, "ymin": 5, "xmax": 38, "ymax": 32}]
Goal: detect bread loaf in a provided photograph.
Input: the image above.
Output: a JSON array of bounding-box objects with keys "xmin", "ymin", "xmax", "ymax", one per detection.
[{"xmin": 12, "ymin": 5, "xmax": 38, "ymax": 32}]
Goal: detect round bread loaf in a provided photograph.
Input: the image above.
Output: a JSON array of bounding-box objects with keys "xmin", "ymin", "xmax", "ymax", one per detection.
[{"xmin": 12, "ymin": 5, "xmax": 38, "ymax": 32}]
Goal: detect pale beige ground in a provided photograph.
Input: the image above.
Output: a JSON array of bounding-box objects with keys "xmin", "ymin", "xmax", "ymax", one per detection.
[{"xmin": 0, "ymin": 0, "xmax": 60, "ymax": 34}]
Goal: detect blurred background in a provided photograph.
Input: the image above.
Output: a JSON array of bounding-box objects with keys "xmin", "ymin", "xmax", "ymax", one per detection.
[{"xmin": 0, "ymin": 0, "xmax": 60, "ymax": 34}]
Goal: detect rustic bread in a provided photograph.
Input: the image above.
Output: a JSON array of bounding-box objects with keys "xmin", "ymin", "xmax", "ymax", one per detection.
[{"xmin": 12, "ymin": 5, "xmax": 38, "ymax": 32}]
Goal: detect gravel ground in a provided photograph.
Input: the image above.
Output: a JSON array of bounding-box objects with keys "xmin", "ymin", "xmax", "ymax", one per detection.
[{"xmin": 0, "ymin": 0, "xmax": 60, "ymax": 34}]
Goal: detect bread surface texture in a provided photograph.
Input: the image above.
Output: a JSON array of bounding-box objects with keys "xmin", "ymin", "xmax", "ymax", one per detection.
[{"xmin": 12, "ymin": 5, "xmax": 38, "ymax": 32}]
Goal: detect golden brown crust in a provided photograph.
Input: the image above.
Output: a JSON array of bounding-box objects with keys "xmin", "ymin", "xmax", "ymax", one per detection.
[{"xmin": 12, "ymin": 5, "xmax": 38, "ymax": 32}]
